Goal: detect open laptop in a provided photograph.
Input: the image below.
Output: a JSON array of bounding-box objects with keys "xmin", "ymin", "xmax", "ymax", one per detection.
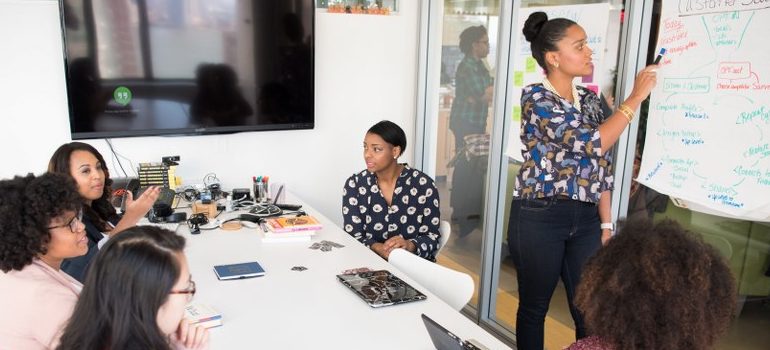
[
  {"xmin": 422, "ymin": 314, "xmax": 488, "ymax": 350},
  {"xmin": 337, "ymin": 270, "xmax": 426, "ymax": 308}
]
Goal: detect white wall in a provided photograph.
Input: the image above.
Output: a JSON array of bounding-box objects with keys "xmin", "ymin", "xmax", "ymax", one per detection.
[{"xmin": 0, "ymin": 0, "xmax": 420, "ymax": 226}]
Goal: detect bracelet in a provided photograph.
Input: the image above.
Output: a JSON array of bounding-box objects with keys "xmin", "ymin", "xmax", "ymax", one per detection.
[{"xmin": 618, "ymin": 103, "xmax": 635, "ymax": 123}]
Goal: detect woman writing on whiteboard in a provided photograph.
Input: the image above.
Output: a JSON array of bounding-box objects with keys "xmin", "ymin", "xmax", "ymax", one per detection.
[
  {"xmin": 48, "ymin": 142, "xmax": 160, "ymax": 282},
  {"xmin": 508, "ymin": 12, "xmax": 658, "ymax": 349},
  {"xmin": 342, "ymin": 120, "xmax": 441, "ymax": 261}
]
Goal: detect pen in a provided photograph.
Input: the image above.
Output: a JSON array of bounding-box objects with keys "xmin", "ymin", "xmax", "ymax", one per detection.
[
  {"xmin": 259, "ymin": 220, "xmax": 269, "ymax": 233},
  {"xmin": 653, "ymin": 47, "xmax": 666, "ymax": 65}
]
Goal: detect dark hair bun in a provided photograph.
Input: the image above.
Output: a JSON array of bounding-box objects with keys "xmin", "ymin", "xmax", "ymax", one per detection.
[{"xmin": 523, "ymin": 12, "xmax": 548, "ymax": 43}]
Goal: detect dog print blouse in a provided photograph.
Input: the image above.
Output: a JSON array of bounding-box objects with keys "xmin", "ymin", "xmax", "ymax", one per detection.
[{"xmin": 513, "ymin": 83, "xmax": 615, "ymax": 203}]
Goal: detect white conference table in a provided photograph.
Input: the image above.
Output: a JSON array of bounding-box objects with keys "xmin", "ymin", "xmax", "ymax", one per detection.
[{"xmin": 177, "ymin": 197, "xmax": 512, "ymax": 350}]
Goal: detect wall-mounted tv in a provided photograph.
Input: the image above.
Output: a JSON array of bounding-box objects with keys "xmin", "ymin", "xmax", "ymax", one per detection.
[{"xmin": 60, "ymin": 0, "xmax": 314, "ymax": 139}]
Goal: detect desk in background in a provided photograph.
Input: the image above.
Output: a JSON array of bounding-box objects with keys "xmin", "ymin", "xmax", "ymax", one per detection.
[{"xmin": 177, "ymin": 195, "xmax": 511, "ymax": 349}]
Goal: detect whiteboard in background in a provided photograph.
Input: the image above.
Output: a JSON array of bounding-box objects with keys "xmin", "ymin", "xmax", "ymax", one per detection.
[{"xmin": 638, "ymin": 3, "xmax": 770, "ymax": 222}]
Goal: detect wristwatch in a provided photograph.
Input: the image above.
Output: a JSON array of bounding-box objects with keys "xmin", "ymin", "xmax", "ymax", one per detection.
[{"xmin": 600, "ymin": 222, "xmax": 615, "ymax": 232}]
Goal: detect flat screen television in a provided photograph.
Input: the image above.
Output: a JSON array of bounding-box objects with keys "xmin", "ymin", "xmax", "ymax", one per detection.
[{"xmin": 60, "ymin": 0, "xmax": 314, "ymax": 139}]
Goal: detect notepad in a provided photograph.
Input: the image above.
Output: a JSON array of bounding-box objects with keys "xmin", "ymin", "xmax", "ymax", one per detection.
[{"xmin": 213, "ymin": 261, "xmax": 266, "ymax": 280}]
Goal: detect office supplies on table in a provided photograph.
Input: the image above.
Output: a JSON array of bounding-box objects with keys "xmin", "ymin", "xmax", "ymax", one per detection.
[
  {"xmin": 265, "ymin": 215, "xmax": 322, "ymax": 233},
  {"xmin": 213, "ymin": 261, "xmax": 266, "ymax": 280},
  {"xmin": 337, "ymin": 270, "xmax": 426, "ymax": 308},
  {"xmin": 422, "ymin": 314, "xmax": 488, "ymax": 350},
  {"xmin": 185, "ymin": 302, "xmax": 223, "ymax": 329}
]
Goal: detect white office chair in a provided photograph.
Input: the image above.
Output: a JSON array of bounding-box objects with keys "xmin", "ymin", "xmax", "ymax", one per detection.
[
  {"xmin": 388, "ymin": 248, "xmax": 473, "ymax": 311},
  {"xmin": 437, "ymin": 220, "xmax": 451, "ymax": 256}
]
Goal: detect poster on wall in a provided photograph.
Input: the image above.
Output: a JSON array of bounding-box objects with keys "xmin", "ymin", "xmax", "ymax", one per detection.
[
  {"xmin": 637, "ymin": 2, "xmax": 770, "ymax": 222},
  {"xmin": 505, "ymin": 3, "xmax": 611, "ymax": 161}
]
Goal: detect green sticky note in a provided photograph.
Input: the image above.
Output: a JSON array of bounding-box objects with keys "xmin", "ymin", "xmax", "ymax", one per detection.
[
  {"xmin": 526, "ymin": 57, "xmax": 537, "ymax": 73},
  {"xmin": 512, "ymin": 105, "xmax": 522, "ymax": 122},
  {"xmin": 514, "ymin": 71, "xmax": 524, "ymax": 86}
]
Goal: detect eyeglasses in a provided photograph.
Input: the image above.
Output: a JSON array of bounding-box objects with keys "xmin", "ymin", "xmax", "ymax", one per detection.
[
  {"xmin": 169, "ymin": 280, "xmax": 196, "ymax": 302},
  {"xmin": 48, "ymin": 210, "xmax": 83, "ymax": 233}
]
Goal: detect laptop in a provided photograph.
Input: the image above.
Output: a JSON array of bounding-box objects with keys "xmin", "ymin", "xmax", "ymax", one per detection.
[
  {"xmin": 422, "ymin": 314, "xmax": 488, "ymax": 350},
  {"xmin": 336, "ymin": 270, "xmax": 426, "ymax": 308}
]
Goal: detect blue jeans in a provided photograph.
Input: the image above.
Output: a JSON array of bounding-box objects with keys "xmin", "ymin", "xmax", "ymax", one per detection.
[{"xmin": 507, "ymin": 198, "xmax": 601, "ymax": 350}]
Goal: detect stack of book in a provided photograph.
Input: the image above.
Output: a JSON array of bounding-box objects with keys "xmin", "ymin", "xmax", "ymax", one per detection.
[
  {"xmin": 137, "ymin": 162, "xmax": 179, "ymax": 190},
  {"xmin": 263, "ymin": 215, "xmax": 323, "ymax": 243},
  {"xmin": 184, "ymin": 302, "xmax": 222, "ymax": 328}
]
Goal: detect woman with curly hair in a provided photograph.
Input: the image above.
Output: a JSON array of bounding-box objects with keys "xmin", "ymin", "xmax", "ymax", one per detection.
[
  {"xmin": 0, "ymin": 173, "xmax": 87, "ymax": 349},
  {"xmin": 57, "ymin": 226, "xmax": 208, "ymax": 350},
  {"xmin": 48, "ymin": 142, "xmax": 160, "ymax": 282},
  {"xmin": 567, "ymin": 219, "xmax": 737, "ymax": 350}
]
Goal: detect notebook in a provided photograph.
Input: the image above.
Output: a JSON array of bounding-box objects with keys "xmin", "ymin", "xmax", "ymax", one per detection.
[
  {"xmin": 213, "ymin": 261, "xmax": 266, "ymax": 280},
  {"xmin": 336, "ymin": 270, "xmax": 426, "ymax": 308},
  {"xmin": 421, "ymin": 314, "xmax": 488, "ymax": 350}
]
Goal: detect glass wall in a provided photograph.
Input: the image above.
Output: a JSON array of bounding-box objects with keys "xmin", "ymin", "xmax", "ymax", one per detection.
[
  {"xmin": 422, "ymin": 1, "xmax": 770, "ymax": 350},
  {"xmin": 430, "ymin": 0, "xmax": 501, "ymax": 314}
]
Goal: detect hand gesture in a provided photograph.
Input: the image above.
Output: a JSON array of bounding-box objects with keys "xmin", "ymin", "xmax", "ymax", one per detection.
[
  {"xmin": 172, "ymin": 319, "xmax": 209, "ymax": 350},
  {"xmin": 628, "ymin": 65, "xmax": 659, "ymax": 103},
  {"xmin": 124, "ymin": 186, "xmax": 161, "ymax": 223},
  {"xmin": 382, "ymin": 235, "xmax": 416, "ymax": 256}
]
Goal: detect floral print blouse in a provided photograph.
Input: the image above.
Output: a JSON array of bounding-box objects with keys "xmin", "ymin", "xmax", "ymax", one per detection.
[
  {"xmin": 342, "ymin": 165, "xmax": 441, "ymax": 261},
  {"xmin": 513, "ymin": 83, "xmax": 614, "ymax": 203}
]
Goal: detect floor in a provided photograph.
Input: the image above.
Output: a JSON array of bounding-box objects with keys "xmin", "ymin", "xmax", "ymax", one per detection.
[{"xmin": 435, "ymin": 178, "xmax": 770, "ymax": 350}]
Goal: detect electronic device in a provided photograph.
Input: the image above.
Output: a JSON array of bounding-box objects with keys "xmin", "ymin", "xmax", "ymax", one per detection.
[
  {"xmin": 336, "ymin": 270, "xmax": 427, "ymax": 308},
  {"xmin": 60, "ymin": 1, "xmax": 315, "ymax": 140},
  {"xmin": 421, "ymin": 314, "xmax": 487, "ymax": 350},
  {"xmin": 231, "ymin": 188, "xmax": 252, "ymax": 202}
]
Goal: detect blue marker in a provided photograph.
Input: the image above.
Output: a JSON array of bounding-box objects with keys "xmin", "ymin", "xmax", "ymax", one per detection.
[{"xmin": 653, "ymin": 47, "xmax": 667, "ymax": 65}]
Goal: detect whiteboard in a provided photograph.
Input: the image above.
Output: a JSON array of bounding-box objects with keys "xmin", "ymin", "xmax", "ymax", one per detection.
[
  {"xmin": 506, "ymin": 3, "xmax": 611, "ymax": 161},
  {"xmin": 638, "ymin": 2, "xmax": 770, "ymax": 222}
]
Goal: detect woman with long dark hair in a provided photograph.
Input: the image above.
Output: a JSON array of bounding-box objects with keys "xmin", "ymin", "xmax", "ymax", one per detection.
[
  {"xmin": 508, "ymin": 12, "xmax": 658, "ymax": 349},
  {"xmin": 48, "ymin": 142, "xmax": 160, "ymax": 282},
  {"xmin": 0, "ymin": 173, "xmax": 85, "ymax": 349},
  {"xmin": 57, "ymin": 226, "xmax": 208, "ymax": 350}
]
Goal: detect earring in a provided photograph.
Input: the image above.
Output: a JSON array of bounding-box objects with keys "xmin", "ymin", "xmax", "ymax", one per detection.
[
  {"xmin": 393, "ymin": 156, "xmax": 398, "ymax": 159},
  {"xmin": 554, "ymin": 62, "xmax": 560, "ymax": 68}
]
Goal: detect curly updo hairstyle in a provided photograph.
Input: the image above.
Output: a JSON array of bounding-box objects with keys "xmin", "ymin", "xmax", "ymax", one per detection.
[
  {"xmin": 0, "ymin": 173, "xmax": 82, "ymax": 272},
  {"xmin": 458, "ymin": 25, "xmax": 487, "ymax": 55},
  {"xmin": 522, "ymin": 12, "xmax": 577, "ymax": 73},
  {"xmin": 575, "ymin": 219, "xmax": 737, "ymax": 350},
  {"xmin": 48, "ymin": 142, "xmax": 119, "ymax": 232}
]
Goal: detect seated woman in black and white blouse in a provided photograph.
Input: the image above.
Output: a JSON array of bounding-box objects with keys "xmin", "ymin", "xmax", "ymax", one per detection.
[{"xmin": 342, "ymin": 120, "xmax": 441, "ymax": 261}]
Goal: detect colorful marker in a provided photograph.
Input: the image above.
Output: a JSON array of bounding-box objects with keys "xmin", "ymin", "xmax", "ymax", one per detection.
[{"xmin": 653, "ymin": 47, "xmax": 667, "ymax": 65}]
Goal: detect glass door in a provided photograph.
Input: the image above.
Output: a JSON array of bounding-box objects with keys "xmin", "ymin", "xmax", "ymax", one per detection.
[{"xmin": 423, "ymin": 0, "xmax": 502, "ymax": 315}]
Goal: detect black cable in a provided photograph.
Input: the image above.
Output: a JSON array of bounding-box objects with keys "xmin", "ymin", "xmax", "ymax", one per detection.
[{"xmin": 105, "ymin": 139, "xmax": 129, "ymax": 178}]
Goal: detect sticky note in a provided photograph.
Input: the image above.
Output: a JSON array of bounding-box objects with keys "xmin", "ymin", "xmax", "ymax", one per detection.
[
  {"xmin": 512, "ymin": 105, "xmax": 522, "ymax": 122},
  {"xmin": 526, "ymin": 57, "xmax": 537, "ymax": 73},
  {"xmin": 514, "ymin": 71, "xmax": 524, "ymax": 86}
]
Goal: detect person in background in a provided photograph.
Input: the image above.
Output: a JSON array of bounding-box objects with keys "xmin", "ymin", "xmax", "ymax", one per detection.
[
  {"xmin": 48, "ymin": 142, "xmax": 160, "ymax": 282},
  {"xmin": 567, "ymin": 219, "xmax": 736, "ymax": 350},
  {"xmin": 342, "ymin": 120, "xmax": 441, "ymax": 261},
  {"xmin": 509, "ymin": 12, "xmax": 658, "ymax": 349},
  {"xmin": 57, "ymin": 226, "xmax": 208, "ymax": 350},
  {"xmin": 0, "ymin": 173, "xmax": 86, "ymax": 349},
  {"xmin": 448, "ymin": 25, "xmax": 493, "ymax": 238}
]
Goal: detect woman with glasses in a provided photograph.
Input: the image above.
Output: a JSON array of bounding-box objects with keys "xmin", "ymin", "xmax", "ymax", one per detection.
[
  {"xmin": 48, "ymin": 142, "xmax": 161, "ymax": 282},
  {"xmin": 0, "ymin": 173, "xmax": 86, "ymax": 349},
  {"xmin": 57, "ymin": 225, "xmax": 208, "ymax": 350}
]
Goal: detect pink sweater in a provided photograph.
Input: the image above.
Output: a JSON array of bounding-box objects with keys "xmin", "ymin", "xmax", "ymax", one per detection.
[{"xmin": 0, "ymin": 259, "xmax": 81, "ymax": 350}]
